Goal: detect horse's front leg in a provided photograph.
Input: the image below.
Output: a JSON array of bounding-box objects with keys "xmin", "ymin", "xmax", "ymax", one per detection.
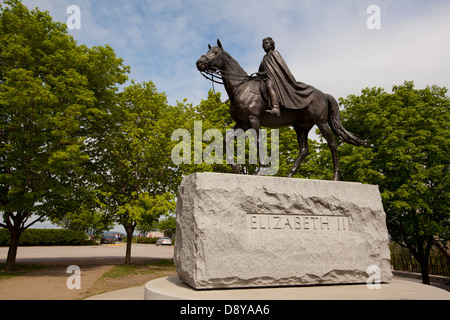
[
  {"xmin": 248, "ymin": 115, "xmax": 263, "ymax": 175},
  {"xmin": 224, "ymin": 124, "xmax": 243, "ymax": 174}
]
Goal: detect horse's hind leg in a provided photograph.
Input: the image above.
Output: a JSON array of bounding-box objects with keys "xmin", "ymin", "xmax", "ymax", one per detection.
[
  {"xmin": 288, "ymin": 125, "xmax": 312, "ymax": 178},
  {"xmin": 307, "ymin": 93, "xmax": 340, "ymax": 181},
  {"xmin": 316, "ymin": 121, "xmax": 340, "ymax": 181}
]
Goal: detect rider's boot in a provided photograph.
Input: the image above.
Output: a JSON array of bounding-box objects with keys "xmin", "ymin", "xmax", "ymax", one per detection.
[{"xmin": 266, "ymin": 85, "xmax": 281, "ymax": 116}]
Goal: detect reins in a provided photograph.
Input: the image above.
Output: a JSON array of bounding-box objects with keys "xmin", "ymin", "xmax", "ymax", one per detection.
[
  {"xmin": 199, "ymin": 48, "xmax": 262, "ymax": 95},
  {"xmin": 200, "ymin": 69, "xmax": 260, "ymax": 95},
  {"xmin": 201, "ymin": 70, "xmax": 224, "ymax": 85}
]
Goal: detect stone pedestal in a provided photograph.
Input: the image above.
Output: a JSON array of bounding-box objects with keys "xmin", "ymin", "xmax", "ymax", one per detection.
[
  {"xmin": 174, "ymin": 173, "xmax": 392, "ymax": 290},
  {"xmin": 144, "ymin": 276, "xmax": 450, "ymax": 300}
]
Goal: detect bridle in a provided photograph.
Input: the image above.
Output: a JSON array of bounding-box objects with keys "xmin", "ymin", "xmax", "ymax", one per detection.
[
  {"xmin": 199, "ymin": 51, "xmax": 227, "ymax": 85},
  {"xmin": 199, "ymin": 48, "xmax": 259, "ymax": 88}
]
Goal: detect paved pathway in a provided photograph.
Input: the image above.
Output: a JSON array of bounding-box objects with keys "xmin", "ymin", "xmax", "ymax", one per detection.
[
  {"xmin": 0, "ymin": 243, "xmax": 174, "ymax": 265},
  {"xmin": 0, "ymin": 244, "xmax": 174, "ymax": 300}
]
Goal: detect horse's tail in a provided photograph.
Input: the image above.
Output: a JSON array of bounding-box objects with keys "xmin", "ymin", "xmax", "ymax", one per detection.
[{"xmin": 326, "ymin": 94, "xmax": 367, "ymax": 146}]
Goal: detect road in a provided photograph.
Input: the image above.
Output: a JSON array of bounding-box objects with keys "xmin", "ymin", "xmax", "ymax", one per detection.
[{"xmin": 0, "ymin": 243, "xmax": 174, "ymax": 265}]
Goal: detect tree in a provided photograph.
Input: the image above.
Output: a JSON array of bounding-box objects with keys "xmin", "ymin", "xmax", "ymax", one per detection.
[
  {"xmin": 0, "ymin": 0, "xmax": 129, "ymax": 270},
  {"xmin": 337, "ymin": 81, "xmax": 449, "ymax": 284},
  {"xmin": 156, "ymin": 215, "xmax": 176, "ymax": 238},
  {"xmin": 94, "ymin": 81, "xmax": 177, "ymax": 264},
  {"xmin": 51, "ymin": 207, "xmax": 113, "ymax": 237},
  {"xmin": 194, "ymin": 90, "xmax": 235, "ymax": 174}
]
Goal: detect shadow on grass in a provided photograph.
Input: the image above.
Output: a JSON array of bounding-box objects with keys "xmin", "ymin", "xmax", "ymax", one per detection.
[
  {"xmin": 100, "ymin": 259, "xmax": 175, "ymax": 279},
  {"xmin": 0, "ymin": 264, "xmax": 46, "ymax": 280}
]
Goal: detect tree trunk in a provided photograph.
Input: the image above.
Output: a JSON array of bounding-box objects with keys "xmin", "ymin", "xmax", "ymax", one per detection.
[
  {"xmin": 5, "ymin": 228, "xmax": 22, "ymax": 271},
  {"xmin": 418, "ymin": 258, "xmax": 430, "ymax": 285},
  {"xmin": 405, "ymin": 237, "xmax": 432, "ymax": 285},
  {"xmin": 125, "ymin": 230, "xmax": 132, "ymax": 265},
  {"xmin": 414, "ymin": 237, "xmax": 433, "ymax": 285},
  {"xmin": 124, "ymin": 223, "xmax": 136, "ymax": 265}
]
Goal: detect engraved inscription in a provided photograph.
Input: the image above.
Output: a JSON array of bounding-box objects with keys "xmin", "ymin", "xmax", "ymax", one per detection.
[{"xmin": 248, "ymin": 214, "xmax": 349, "ymax": 231}]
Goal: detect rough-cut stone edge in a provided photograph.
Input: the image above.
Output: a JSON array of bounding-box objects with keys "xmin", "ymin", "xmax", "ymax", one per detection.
[{"xmin": 174, "ymin": 173, "xmax": 393, "ymax": 289}]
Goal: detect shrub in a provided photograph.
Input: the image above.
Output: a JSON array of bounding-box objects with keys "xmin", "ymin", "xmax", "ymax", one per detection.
[
  {"xmin": 138, "ymin": 237, "xmax": 159, "ymax": 244},
  {"xmin": 0, "ymin": 229, "xmax": 87, "ymax": 246},
  {"xmin": 123, "ymin": 236, "xmax": 159, "ymax": 244}
]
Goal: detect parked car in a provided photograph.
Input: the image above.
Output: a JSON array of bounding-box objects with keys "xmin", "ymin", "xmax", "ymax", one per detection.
[
  {"xmin": 156, "ymin": 237, "xmax": 172, "ymax": 246},
  {"xmin": 100, "ymin": 234, "xmax": 116, "ymax": 244}
]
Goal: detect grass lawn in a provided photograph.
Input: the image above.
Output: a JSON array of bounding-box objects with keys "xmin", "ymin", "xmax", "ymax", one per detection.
[{"xmin": 81, "ymin": 259, "xmax": 177, "ymax": 298}]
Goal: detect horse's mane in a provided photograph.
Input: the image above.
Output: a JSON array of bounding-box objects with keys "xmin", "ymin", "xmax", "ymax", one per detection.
[{"xmin": 222, "ymin": 50, "xmax": 248, "ymax": 77}]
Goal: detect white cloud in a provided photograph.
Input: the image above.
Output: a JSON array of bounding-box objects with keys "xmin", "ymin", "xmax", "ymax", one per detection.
[
  {"xmin": 18, "ymin": 0, "xmax": 450, "ymax": 107},
  {"xmin": 274, "ymin": 0, "xmax": 450, "ymax": 100}
]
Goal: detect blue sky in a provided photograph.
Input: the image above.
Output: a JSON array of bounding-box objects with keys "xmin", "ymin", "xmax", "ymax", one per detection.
[{"xmin": 20, "ymin": 0, "xmax": 450, "ymax": 106}]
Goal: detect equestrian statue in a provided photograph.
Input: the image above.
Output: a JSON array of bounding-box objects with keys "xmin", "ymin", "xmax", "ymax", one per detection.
[{"xmin": 196, "ymin": 38, "xmax": 366, "ymax": 181}]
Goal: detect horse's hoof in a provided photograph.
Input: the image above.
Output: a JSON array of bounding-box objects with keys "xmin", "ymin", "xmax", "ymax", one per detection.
[{"xmin": 231, "ymin": 166, "xmax": 240, "ymax": 174}]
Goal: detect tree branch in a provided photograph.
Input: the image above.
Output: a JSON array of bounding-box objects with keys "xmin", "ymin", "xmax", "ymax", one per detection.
[{"xmin": 23, "ymin": 215, "xmax": 46, "ymax": 230}]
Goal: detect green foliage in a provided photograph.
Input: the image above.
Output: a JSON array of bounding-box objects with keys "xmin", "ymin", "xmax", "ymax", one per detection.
[
  {"xmin": 337, "ymin": 81, "xmax": 449, "ymax": 276},
  {"xmin": 51, "ymin": 207, "xmax": 113, "ymax": 236},
  {"xmin": 91, "ymin": 80, "xmax": 178, "ymax": 263},
  {"xmin": 0, "ymin": 0, "xmax": 128, "ymax": 270},
  {"xmin": 136, "ymin": 236, "xmax": 159, "ymax": 244},
  {"xmin": 182, "ymin": 90, "xmax": 234, "ymax": 175},
  {"xmin": 0, "ymin": 0, "xmax": 129, "ymax": 230},
  {"xmin": 155, "ymin": 215, "xmax": 176, "ymax": 238},
  {"xmin": 0, "ymin": 228, "xmax": 87, "ymax": 246},
  {"xmin": 196, "ymin": 90, "xmax": 233, "ymax": 129},
  {"xmin": 276, "ymin": 127, "xmax": 331, "ymax": 179},
  {"xmin": 157, "ymin": 215, "xmax": 176, "ymax": 232}
]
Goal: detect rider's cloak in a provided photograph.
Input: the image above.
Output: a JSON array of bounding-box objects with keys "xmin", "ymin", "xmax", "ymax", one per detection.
[{"xmin": 259, "ymin": 50, "xmax": 315, "ymax": 109}]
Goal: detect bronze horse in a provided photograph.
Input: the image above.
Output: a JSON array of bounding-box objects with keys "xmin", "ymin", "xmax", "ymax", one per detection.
[{"xmin": 196, "ymin": 40, "xmax": 366, "ymax": 180}]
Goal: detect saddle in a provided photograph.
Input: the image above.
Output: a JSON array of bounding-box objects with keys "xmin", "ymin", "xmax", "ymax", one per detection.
[{"xmin": 249, "ymin": 79, "xmax": 270, "ymax": 108}]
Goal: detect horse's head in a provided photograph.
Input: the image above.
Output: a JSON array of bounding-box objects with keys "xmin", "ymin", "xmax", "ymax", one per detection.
[{"xmin": 196, "ymin": 39, "xmax": 225, "ymax": 72}]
